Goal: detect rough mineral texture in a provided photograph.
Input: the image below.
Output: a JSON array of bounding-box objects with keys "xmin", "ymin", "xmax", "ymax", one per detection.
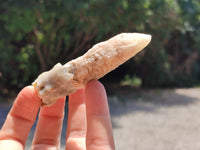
[{"xmin": 33, "ymin": 33, "xmax": 151, "ymax": 106}]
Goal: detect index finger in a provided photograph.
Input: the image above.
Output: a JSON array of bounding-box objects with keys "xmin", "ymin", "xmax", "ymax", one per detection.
[{"xmin": 0, "ymin": 86, "xmax": 41, "ymax": 146}]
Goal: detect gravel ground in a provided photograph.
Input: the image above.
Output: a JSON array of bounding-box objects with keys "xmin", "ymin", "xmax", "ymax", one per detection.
[{"xmin": 0, "ymin": 87, "xmax": 200, "ymax": 150}]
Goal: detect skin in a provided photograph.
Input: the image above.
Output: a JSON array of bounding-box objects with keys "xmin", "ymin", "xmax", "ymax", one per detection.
[{"xmin": 0, "ymin": 80, "xmax": 115, "ymax": 150}]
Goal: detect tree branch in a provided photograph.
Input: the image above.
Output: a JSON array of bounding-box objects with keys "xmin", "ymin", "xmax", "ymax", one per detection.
[
  {"xmin": 33, "ymin": 26, "xmax": 46, "ymax": 71},
  {"xmin": 50, "ymin": 18, "xmax": 66, "ymax": 39}
]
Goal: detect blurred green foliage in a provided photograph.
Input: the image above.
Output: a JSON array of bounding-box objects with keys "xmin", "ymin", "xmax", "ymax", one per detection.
[
  {"xmin": 121, "ymin": 75, "xmax": 142, "ymax": 87},
  {"xmin": 0, "ymin": 0, "xmax": 200, "ymax": 97}
]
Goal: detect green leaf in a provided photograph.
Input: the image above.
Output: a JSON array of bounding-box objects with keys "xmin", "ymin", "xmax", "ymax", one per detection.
[{"xmin": 122, "ymin": 0, "xmax": 128, "ymax": 9}]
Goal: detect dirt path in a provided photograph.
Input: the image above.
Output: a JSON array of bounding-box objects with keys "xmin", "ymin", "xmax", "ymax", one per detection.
[
  {"xmin": 0, "ymin": 88, "xmax": 200, "ymax": 150},
  {"xmin": 110, "ymin": 88, "xmax": 200, "ymax": 150}
]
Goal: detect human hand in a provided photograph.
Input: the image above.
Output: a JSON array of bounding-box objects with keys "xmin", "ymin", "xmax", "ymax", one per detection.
[{"xmin": 0, "ymin": 80, "xmax": 115, "ymax": 150}]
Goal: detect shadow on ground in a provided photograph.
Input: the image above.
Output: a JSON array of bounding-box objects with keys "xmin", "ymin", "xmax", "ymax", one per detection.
[{"xmin": 106, "ymin": 85, "xmax": 200, "ymax": 128}]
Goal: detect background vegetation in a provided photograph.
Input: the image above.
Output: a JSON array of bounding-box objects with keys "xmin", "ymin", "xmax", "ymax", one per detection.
[{"xmin": 0, "ymin": 0, "xmax": 200, "ymax": 99}]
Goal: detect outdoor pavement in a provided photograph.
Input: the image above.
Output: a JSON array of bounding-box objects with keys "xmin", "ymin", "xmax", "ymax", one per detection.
[{"xmin": 0, "ymin": 88, "xmax": 200, "ymax": 150}]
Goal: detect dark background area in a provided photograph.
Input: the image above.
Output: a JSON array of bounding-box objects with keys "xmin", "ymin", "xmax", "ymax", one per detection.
[{"xmin": 0, "ymin": 0, "xmax": 200, "ymax": 101}]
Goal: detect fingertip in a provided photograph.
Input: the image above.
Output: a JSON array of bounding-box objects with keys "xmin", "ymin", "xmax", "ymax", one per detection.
[
  {"xmin": 85, "ymin": 80, "xmax": 106, "ymax": 98},
  {"xmin": 85, "ymin": 80, "xmax": 104, "ymax": 90},
  {"xmin": 85, "ymin": 80, "xmax": 108, "ymax": 116},
  {"xmin": 39, "ymin": 97, "xmax": 66, "ymax": 118},
  {"xmin": 10, "ymin": 86, "xmax": 41, "ymax": 121},
  {"xmin": 69, "ymin": 89, "xmax": 85, "ymax": 105},
  {"xmin": 18, "ymin": 85, "xmax": 41, "ymax": 104}
]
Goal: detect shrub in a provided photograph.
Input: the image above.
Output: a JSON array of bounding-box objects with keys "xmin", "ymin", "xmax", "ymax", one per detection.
[{"xmin": 0, "ymin": 0, "xmax": 200, "ymax": 98}]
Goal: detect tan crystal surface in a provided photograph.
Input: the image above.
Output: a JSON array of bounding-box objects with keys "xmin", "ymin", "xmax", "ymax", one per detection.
[{"xmin": 33, "ymin": 33, "xmax": 151, "ymax": 106}]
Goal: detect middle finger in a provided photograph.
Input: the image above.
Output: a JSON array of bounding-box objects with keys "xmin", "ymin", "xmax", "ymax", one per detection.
[
  {"xmin": 32, "ymin": 97, "xmax": 65, "ymax": 149},
  {"xmin": 66, "ymin": 89, "xmax": 87, "ymax": 150}
]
